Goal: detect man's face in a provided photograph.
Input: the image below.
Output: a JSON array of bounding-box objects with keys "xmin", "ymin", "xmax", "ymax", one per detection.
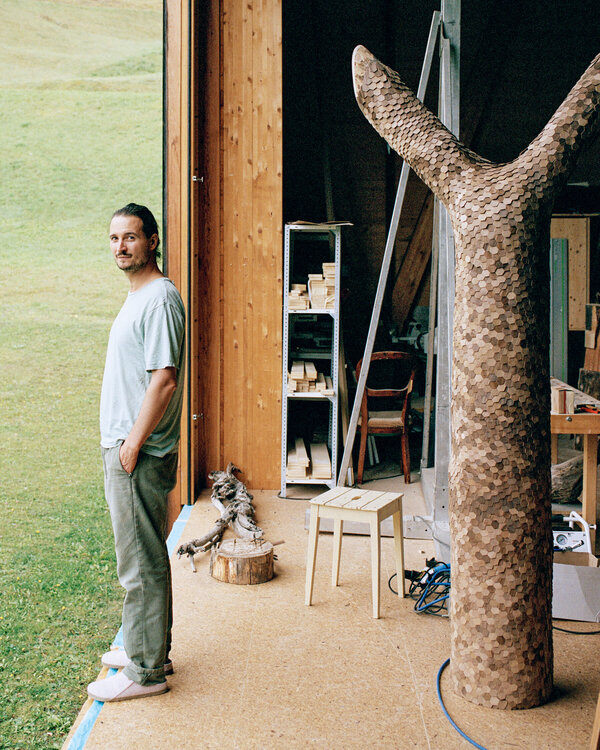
[{"xmin": 109, "ymin": 215, "xmax": 157, "ymax": 274}]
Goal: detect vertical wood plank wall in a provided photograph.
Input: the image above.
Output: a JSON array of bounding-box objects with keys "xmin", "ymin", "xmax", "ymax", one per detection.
[
  {"xmin": 188, "ymin": 0, "xmax": 283, "ymax": 492},
  {"xmin": 220, "ymin": 0, "xmax": 283, "ymax": 488},
  {"xmin": 550, "ymin": 216, "xmax": 590, "ymax": 331}
]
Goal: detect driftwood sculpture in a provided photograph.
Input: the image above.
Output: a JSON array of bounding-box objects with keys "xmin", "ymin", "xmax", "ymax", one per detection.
[
  {"xmin": 177, "ymin": 463, "xmax": 263, "ymax": 571},
  {"xmin": 352, "ymin": 46, "xmax": 600, "ymax": 709}
]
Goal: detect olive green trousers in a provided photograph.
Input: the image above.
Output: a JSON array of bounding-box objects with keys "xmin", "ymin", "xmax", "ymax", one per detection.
[{"xmin": 102, "ymin": 445, "xmax": 178, "ymax": 685}]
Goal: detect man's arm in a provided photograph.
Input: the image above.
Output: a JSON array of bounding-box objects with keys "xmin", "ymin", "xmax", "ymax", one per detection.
[{"xmin": 119, "ymin": 367, "xmax": 178, "ymax": 473}]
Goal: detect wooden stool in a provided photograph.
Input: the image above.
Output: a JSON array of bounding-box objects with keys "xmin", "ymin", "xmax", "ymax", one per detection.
[{"xmin": 305, "ymin": 487, "xmax": 405, "ymax": 618}]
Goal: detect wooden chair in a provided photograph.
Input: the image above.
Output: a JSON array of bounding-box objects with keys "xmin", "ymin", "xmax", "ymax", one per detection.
[{"xmin": 356, "ymin": 351, "xmax": 417, "ymax": 484}]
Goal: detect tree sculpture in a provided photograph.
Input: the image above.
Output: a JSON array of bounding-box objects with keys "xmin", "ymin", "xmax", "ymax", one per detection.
[
  {"xmin": 352, "ymin": 45, "xmax": 600, "ymax": 709},
  {"xmin": 177, "ymin": 463, "xmax": 263, "ymax": 570}
]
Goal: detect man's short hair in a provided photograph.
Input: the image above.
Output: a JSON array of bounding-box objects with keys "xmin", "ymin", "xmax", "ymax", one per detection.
[{"xmin": 112, "ymin": 203, "xmax": 161, "ymax": 259}]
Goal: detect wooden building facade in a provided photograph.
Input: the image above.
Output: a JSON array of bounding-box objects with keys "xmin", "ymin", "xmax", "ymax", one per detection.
[
  {"xmin": 165, "ymin": 0, "xmax": 283, "ymax": 514},
  {"xmin": 163, "ymin": 0, "xmax": 600, "ymax": 519}
]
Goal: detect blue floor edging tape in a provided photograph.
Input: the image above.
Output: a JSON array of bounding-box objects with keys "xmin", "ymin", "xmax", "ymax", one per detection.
[
  {"xmin": 64, "ymin": 697, "xmax": 104, "ymax": 750},
  {"xmin": 65, "ymin": 503, "xmax": 194, "ymax": 750},
  {"xmin": 167, "ymin": 503, "xmax": 193, "ymax": 557}
]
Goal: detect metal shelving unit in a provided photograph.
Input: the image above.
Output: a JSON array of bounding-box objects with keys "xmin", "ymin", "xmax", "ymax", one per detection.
[{"xmin": 281, "ymin": 223, "xmax": 342, "ymax": 497}]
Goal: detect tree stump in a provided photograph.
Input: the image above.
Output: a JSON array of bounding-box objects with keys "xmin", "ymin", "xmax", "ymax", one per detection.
[{"xmin": 210, "ymin": 539, "xmax": 274, "ymax": 585}]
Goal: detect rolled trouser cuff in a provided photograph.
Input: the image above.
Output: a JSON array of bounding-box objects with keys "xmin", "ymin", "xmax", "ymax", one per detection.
[{"xmin": 122, "ymin": 662, "xmax": 166, "ymax": 686}]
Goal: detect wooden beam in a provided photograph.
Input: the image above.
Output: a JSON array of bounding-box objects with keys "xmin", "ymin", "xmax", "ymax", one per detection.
[
  {"xmin": 222, "ymin": 0, "xmax": 253, "ymax": 483},
  {"xmin": 391, "ymin": 192, "xmax": 434, "ymax": 333},
  {"xmin": 164, "ymin": 0, "xmax": 190, "ymax": 525},
  {"xmin": 250, "ymin": 0, "xmax": 283, "ymax": 487},
  {"xmin": 193, "ymin": 0, "xmax": 223, "ymax": 492}
]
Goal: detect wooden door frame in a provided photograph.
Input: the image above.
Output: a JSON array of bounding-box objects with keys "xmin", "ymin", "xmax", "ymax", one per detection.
[{"xmin": 164, "ymin": 0, "xmax": 193, "ymax": 526}]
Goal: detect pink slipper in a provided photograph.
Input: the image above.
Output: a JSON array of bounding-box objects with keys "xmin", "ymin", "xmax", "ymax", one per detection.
[{"xmin": 87, "ymin": 670, "xmax": 168, "ymax": 702}]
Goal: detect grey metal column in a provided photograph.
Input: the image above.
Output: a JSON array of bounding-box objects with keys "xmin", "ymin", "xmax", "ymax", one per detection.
[
  {"xmin": 549, "ymin": 238, "xmax": 568, "ymax": 382},
  {"xmin": 420, "ymin": 198, "xmax": 440, "ymax": 471},
  {"xmin": 431, "ymin": 0, "xmax": 460, "ymax": 561}
]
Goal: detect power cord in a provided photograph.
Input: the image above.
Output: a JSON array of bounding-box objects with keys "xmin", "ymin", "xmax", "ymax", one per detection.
[
  {"xmin": 391, "ymin": 561, "xmax": 600, "ymax": 631},
  {"xmin": 437, "ymin": 628, "xmax": 597, "ymax": 750},
  {"xmin": 389, "ymin": 561, "xmax": 450, "ymax": 616},
  {"xmin": 390, "ymin": 564, "xmax": 598, "ymax": 748},
  {"xmin": 553, "ymin": 624, "xmax": 600, "ymax": 635},
  {"xmin": 390, "ymin": 564, "xmax": 486, "ymax": 746},
  {"xmin": 388, "ymin": 572, "xmax": 399, "ymax": 595},
  {"xmin": 437, "ymin": 659, "xmax": 488, "ymax": 750},
  {"xmin": 435, "ymin": 623, "xmax": 599, "ymax": 750}
]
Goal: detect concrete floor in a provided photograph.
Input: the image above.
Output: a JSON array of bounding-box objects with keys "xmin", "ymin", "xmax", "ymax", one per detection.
[{"xmin": 64, "ymin": 469, "xmax": 600, "ymax": 749}]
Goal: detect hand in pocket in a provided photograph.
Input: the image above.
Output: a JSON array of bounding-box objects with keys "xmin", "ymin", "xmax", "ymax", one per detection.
[{"xmin": 119, "ymin": 439, "xmax": 139, "ymax": 474}]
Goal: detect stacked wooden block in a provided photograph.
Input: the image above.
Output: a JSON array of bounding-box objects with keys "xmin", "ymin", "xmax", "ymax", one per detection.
[
  {"xmin": 288, "ymin": 283, "xmax": 309, "ymax": 310},
  {"xmin": 287, "ymin": 360, "xmax": 334, "ymax": 395},
  {"xmin": 307, "ymin": 262, "xmax": 336, "ymax": 310},
  {"xmin": 308, "ymin": 274, "xmax": 327, "ymax": 309},
  {"xmin": 322, "ymin": 262, "xmax": 336, "ymax": 297},
  {"xmin": 286, "ymin": 436, "xmax": 310, "ymax": 479},
  {"xmin": 551, "ymin": 385, "xmax": 575, "ymax": 414},
  {"xmin": 584, "ymin": 304, "xmax": 600, "ymax": 371},
  {"xmin": 309, "ymin": 442, "xmax": 332, "ymax": 479},
  {"xmin": 286, "ymin": 436, "xmax": 331, "ymax": 480}
]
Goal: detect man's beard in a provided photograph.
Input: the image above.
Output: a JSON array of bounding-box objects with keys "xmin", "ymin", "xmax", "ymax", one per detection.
[{"xmin": 116, "ymin": 253, "xmax": 152, "ymax": 273}]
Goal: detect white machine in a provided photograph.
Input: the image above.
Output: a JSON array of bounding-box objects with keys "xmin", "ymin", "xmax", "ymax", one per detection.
[{"xmin": 553, "ymin": 510, "xmax": 595, "ymax": 553}]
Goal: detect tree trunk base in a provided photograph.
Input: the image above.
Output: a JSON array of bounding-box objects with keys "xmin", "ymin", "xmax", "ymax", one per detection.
[{"xmin": 210, "ymin": 539, "xmax": 274, "ymax": 585}]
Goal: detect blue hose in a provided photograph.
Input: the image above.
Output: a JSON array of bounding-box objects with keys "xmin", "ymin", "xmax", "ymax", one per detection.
[{"xmin": 436, "ymin": 659, "xmax": 489, "ymax": 750}]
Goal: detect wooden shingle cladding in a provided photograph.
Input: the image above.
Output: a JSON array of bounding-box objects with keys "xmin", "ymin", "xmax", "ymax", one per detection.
[{"xmin": 166, "ymin": 0, "xmax": 283, "ymax": 500}]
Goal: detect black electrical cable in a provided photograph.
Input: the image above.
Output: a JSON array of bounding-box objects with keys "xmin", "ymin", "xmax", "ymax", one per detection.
[
  {"xmin": 390, "ymin": 574, "xmax": 600, "ymax": 634},
  {"xmin": 552, "ymin": 624, "xmax": 600, "ymax": 635},
  {"xmin": 388, "ymin": 564, "xmax": 449, "ymax": 617}
]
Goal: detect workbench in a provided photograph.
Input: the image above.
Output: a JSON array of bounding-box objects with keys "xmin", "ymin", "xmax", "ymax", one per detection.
[{"xmin": 551, "ymin": 378, "xmax": 600, "ymax": 547}]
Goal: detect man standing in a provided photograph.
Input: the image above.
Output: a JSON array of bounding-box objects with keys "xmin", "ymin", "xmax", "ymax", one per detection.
[{"xmin": 87, "ymin": 203, "xmax": 185, "ymax": 702}]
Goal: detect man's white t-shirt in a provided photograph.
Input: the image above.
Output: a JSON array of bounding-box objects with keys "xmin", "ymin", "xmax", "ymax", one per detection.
[{"xmin": 100, "ymin": 277, "xmax": 185, "ymax": 457}]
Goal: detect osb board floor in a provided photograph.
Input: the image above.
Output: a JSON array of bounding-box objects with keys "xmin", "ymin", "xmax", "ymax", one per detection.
[{"xmin": 72, "ymin": 484, "xmax": 599, "ymax": 750}]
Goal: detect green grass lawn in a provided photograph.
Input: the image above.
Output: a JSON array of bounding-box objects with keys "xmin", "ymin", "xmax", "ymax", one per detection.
[{"xmin": 0, "ymin": 1, "xmax": 163, "ymax": 746}]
